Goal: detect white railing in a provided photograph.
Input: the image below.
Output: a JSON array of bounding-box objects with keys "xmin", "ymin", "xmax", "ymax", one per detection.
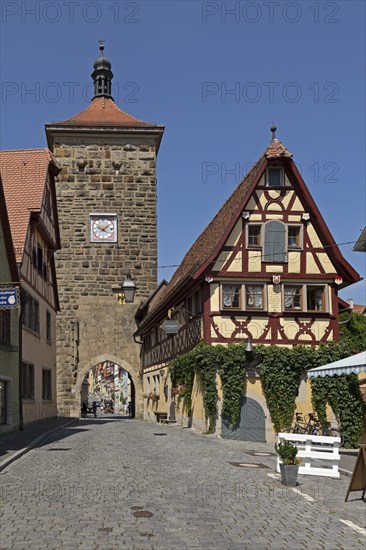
[{"xmin": 277, "ymin": 432, "xmax": 341, "ymax": 478}]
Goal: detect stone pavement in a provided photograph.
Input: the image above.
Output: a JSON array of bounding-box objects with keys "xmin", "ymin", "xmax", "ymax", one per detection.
[
  {"xmin": 0, "ymin": 417, "xmax": 76, "ymax": 470},
  {"xmin": 0, "ymin": 418, "xmax": 365, "ymax": 550}
]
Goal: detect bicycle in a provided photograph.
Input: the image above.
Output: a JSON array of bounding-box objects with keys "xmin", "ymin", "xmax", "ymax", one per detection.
[{"xmin": 320, "ymin": 421, "xmax": 344, "ymax": 447}]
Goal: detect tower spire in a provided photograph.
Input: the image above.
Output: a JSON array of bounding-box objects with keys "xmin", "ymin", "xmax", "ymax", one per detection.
[
  {"xmin": 270, "ymin": 123, "xmax": 277, "ymax": 141},
  {"xmin": 91, "ymin": 41, "xmax": 114, "ymax": 101}
]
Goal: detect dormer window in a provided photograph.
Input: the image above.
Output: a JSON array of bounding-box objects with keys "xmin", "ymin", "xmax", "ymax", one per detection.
[{"xmin": 266, "ymin": 166, "xmax": 284, "ymax": 187}]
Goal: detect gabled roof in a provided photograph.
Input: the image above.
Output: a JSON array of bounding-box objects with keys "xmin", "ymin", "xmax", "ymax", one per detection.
[
  {"xmin": 46, "ymin": 97, "xmax": 163, "ymax": 129},
  {"xmin": 137, "ymin": 137, "xmax": 361, "ymax": 329},
  {"xmin": 0, "ymin": 148, "xmax": 60, "ymax": 262},
  {"xmin": 0, "ymin": 176, "xmax": 18, "ymax": 282}
]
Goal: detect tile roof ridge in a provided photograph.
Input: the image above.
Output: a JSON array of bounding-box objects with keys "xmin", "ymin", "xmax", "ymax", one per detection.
[{"xmin": 0, "ymin": 147, "xmax": 50, "ymax": 153}]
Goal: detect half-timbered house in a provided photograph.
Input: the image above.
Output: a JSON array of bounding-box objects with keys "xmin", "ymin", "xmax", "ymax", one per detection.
[
  {"xmin": 0, "ymin": 149, "xmax": 61, "ymax": 425},
  {"xmin": 135, "ymin": 132, "xmax": 361, "ymax": 440}
]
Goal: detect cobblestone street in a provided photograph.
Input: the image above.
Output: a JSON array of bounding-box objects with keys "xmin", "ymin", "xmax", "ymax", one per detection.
[{"xmin": 0, "ymin": 419, "xmax": 365, "ymax": 550}]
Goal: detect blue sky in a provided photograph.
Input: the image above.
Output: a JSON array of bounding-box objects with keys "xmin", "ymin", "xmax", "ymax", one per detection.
[{"xmin": 1, "ymin": 0, "xmax": 365, "ymax": 304}]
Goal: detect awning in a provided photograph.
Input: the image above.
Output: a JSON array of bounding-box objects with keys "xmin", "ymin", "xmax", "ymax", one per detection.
[{"xmin": 307, "ymin": 351, "xmax": 366, "ymax": 378}]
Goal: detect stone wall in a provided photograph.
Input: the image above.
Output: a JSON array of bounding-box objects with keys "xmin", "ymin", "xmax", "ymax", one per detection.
[{"xmin": 51, "ymin": 136, "xmax": 158, "ymax": 417}]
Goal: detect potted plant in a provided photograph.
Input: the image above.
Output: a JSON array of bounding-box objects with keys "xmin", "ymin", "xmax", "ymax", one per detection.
[{"xmin": 275, "ymin": 440, "xmax": 300, "ymax": 486}]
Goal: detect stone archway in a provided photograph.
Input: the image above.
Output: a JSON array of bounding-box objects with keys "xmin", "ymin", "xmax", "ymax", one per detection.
[{"xmin": 64, "ymin": 353, "xmax": 142, "ymax": 419}]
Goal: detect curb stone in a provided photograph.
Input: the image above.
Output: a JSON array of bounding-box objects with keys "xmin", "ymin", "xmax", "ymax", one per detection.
[{"xmin": 0, "ymin": 419, "xmax": 77, "ymax": 472}]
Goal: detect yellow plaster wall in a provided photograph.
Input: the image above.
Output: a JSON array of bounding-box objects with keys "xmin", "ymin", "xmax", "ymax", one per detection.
[
  {"xmin": 266, "ymin": 265, "xmax": 284, "ymax": 273},
  {"xmin": 248, "ymin": 250, "xmax": 262, "ymax": 272},
  {"xmin": 210, "ymin": 283, "xmax": 220, "ymax": 311},
  {"xmin": 225, "ymin": 251, "xmax": 242, "ymax": 272},
  {"xmin": 288, "ymin": 250, "xmax": 301, "ymax": 273},
  {"xmin": 225, "ymin": 219, "xmax": 242, "ymax": 247},
  {"xmin": 306, "ymin": 253, "xmax": 321, "ymax": 274},
  {"xmin": 211, "ymin": 316, "xmax": 269, "ymax": 340},
  {"xmin": 280, "ymin": 319, "xmax": 332, "ymax": 342}
]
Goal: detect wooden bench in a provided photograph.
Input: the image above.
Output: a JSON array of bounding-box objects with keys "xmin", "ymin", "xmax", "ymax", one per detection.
[{"xmin": 154, "ymin": 412, "xmax": 168, "ymax": 423}]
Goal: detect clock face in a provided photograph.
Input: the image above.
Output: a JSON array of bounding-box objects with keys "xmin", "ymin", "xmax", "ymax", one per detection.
[{"xmin": 90, "ymin": 215, "xmax": 117, "ymax": 242}]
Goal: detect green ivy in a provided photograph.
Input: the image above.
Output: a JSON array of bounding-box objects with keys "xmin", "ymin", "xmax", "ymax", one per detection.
[
  {"xmin": 254, "ymin": 345, "xmax": 314, "ymax": 433},
  {"xmin": 169, "ymin": 339, "xmax": 366, "ymax": 446},
  {"xmin": 217, "ymin": 345, "xmax": 247, "ymax": 427}
]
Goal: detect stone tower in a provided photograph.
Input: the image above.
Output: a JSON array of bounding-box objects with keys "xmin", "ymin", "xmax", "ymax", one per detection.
[{"xmin": 45, "ymin": 45, "xmax": 164, "ymax": 417}]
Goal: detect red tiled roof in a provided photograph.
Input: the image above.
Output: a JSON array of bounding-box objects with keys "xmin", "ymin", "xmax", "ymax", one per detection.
[
  {"xmin": 353, "ymin": 304, "xmax": 366, "ymax": 314},
  {"xmin": 49, "ymin": 97, "xmax": 161, "ymax": 128},
  {"xmin": 0, "ymin": 149, "xmax": 59, "ymax": 262},
  {"xmin": 265, "ymin": 139, "xmax": 292, "ymax": 158}
]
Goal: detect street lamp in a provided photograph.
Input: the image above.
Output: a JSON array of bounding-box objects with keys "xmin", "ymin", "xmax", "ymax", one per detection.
[
  {"xmin": 245, "ymin": 339, "xmax": 253, "ymax": 353},
  {"xmin": 112, "ymin": 273, "xmax": 136, "ymax": 304}
]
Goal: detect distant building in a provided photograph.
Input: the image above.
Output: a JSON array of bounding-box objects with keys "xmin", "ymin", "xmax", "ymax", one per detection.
[
  {"xmin": 0, "ymin": 177, "xmax": 19, "ymax": 432},
  {"xmin": 0, "ymin": 149, "xmax": 61, "ymax": 425}
]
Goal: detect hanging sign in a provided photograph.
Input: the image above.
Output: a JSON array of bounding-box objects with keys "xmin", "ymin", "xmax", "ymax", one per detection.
[
  {"xmin": 160, "ymin": 319, "xmax": 181, "ymax": 335},
  {"xmin": 0, "ymin": 288, "xmax": 20, "ymax": 309}
]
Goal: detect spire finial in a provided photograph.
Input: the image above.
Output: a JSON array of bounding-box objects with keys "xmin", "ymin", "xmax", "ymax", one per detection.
[
  {"xmin": 98, "ymin": 39, "xmax": 105, "ymax": 56},
  {"xmin": 270, "ymin": 123, "xmax": 277, "ymax": 140},
  {"xmin": 92, "ymin": 41, "xmax": 114, "ymax": 101}
]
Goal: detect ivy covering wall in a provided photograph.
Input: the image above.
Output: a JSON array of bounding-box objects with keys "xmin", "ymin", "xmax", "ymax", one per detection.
[{"xmin": 169, "ymin": 336, "xmax": 366, "ymax": 446}]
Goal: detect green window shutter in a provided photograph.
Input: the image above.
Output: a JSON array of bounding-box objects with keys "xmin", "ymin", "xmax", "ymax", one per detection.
[{"xmin": 264, "ymin": 221, "xmax": 286, "ymax": 262}]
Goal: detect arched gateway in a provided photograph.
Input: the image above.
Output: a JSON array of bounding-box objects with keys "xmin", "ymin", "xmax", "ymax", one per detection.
[{"xmin": 45, "ymin": 45, "xmax": 164, "ymax": 417}]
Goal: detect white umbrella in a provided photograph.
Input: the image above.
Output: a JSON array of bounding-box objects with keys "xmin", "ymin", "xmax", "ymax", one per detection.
[{"xmin": 307, "ymin": 351, "xmax": 366, "ymax": 378}]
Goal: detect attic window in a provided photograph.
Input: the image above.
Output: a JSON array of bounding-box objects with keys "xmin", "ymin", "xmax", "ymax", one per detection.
[{"xmin": 266, "ymin": 166, "xmax": 284, "ymax": 187}]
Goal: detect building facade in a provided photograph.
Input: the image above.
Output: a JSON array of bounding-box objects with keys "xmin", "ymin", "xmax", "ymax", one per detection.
[
  {"xmin": 0, "ymin": 149, "xmax": 61, "ymax": 425},
  {"xmin": 45, "ymin": 45, "xmax": 164, "ymax": 417},
  {"xmin": 0, "ymin": 177, "xmax": 19, "ymax": 433},
  {"xmin": 135, "ymin": 133, "xmax": 360, "ymax": 440}
]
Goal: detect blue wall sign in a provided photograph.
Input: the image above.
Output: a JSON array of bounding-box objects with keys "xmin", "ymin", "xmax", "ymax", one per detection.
[{"xmin": 0, "ymin": 288, "xmax": 19, "ymax": 309}]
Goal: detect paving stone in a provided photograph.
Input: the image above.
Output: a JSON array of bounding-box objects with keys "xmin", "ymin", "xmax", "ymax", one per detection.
[{"xmin": 0, "ymin": 420, "xmax": 365, "ymax": 549}]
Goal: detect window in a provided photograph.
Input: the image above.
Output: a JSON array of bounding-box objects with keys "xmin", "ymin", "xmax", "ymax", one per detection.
[
  {"xmin": 245, "ymin": 286, "xmax": 264, "ymax": 310},
  {"xmin": 193, "ymin": 289, "xmax": 201, "ymax": 314},
  {"xmin": 307, "ymin": 286, "xmax": 325, "ymax": 312},
  {"xmin": 264, "ymin": 221, "xmax": 286, "ymax": 262},
  {"xmin": 223, "ymin": 285, "xmax": 241, "ymax": 309},
  {"xmin": 32, "ymin": 247, "xmax": 37, "ymax": 269},
  {"xmin": 37, "ymin": 246, "xmax": 43, "ymax": 275},
  {"xmin": 43, "ymin": 262, "xmax": 48, "ymax": 281},
  {"xmin": 0, "ymin": 310, "xmax": 11, "ymax": 345},
  {"xmin": 266, "ymin": 166, "xmax": 283, "ymax": 187},
  {"xmin": 0, "ymin": 380, "xmax": 8, "ymax": 424},
  {"xmin": 23, "ymin": 290, "xmax": 40, "ymax": 334},
  {"xmin": 288, "ymin": 226, "xmax": 301, "ymax": 249},
  {"xmin": 46, "ymin": 310, "xmax": 52, "ymax": 343},
  {"xmin": 42, "ymin": 369, "xmax": 52, "ymax": 400},
  {"xmin": 248, "ymin": 225, "xmax": 261, "ymax": 247},
  {"xmin": 284, "ymin": 286, "xmax": 302, "ymax": 310},
  {"xmin": 22, "ymin": 362, "xmax": 34, "ymax": 400}
]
